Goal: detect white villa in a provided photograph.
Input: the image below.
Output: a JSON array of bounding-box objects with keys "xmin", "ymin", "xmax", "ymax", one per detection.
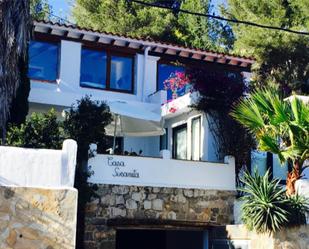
[
  {"xmin": 29, "ymin": 20, "xmax": 254, "ymax": 161},
  {"xmin": 28, "ymin": 20, "xmax": 257, "ymax": 249}
]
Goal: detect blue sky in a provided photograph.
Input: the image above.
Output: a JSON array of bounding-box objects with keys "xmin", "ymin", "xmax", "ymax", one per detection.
[
  {"xmin": 48, "ymin": 0, "xmax": 73, "ymax": 19},
  {"xmin": 49, "ymin": 0, "xmax": 227, "ymax": 20}
]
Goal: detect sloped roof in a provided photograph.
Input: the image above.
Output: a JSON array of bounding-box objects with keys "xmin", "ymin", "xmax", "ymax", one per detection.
[{"xmin": 33, "ymin": 20, "xmax": 255, "ymax": 68}]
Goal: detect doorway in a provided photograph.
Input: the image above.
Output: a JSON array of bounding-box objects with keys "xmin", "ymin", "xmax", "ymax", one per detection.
[{"xmin": 116, "ymin": 229, "xmax": 207, "ymax": 249}]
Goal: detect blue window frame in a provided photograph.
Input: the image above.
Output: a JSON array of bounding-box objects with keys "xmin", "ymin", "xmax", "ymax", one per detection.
[
  {"xmin": 110, "ymin": 55, "xmax": 133, "ymax": 91},
  {"xmin": 157, "ymin": 63, "xmax": 192, "ymax": 101},
  {"xmin": 28, "ymin": 41, "xmax": 59, "ymax": 81},
  {"xmin": 80, "ymin": 48, "xmax": 107, "ymax": 89},
  {"xmin": 80, "ymin": 48, "xmax": 134, "ymax": 93}
]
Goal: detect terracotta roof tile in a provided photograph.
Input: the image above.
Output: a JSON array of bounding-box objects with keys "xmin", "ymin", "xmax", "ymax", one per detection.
[{"xmin": 33, "ymin": 19, "xmax": 255, "ymax": 63}]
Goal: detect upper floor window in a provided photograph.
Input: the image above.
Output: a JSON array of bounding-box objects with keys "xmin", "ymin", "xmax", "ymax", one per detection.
[
  {"xmin": 157, "ymin": 63, "xmax": 192, "ymax": 102},
  {"xmin": 28, "ymin": 41, "xmax": 59, "ymax": 81},
  {"xmin": 80, "ymin": 48, "xmax": 134, "ymax": 93},
  {"xmin": 110, "ymin": 55, "xmax": 133, "ymax": 91},
  {"xmin": 80, "ymin": 49, "xmax": 107, "ymax": 89}
]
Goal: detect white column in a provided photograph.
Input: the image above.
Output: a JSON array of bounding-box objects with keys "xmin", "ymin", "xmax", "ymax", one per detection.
[{"xmin": 143, "ymin": 55, "xmax": 160, "ymax": 101}]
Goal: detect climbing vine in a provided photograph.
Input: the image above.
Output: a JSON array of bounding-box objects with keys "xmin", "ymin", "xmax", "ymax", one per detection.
[{"xmin": 188, "ymin": 67, "xmax": 255, "ymax": 185}]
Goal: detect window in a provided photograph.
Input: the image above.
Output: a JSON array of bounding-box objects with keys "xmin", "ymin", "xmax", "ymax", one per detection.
[
  {"xmin": 28, "ymin": 41, "xmax": 59, "ymax": 81},
  {"xmin": 191, "ymin": 117, "xmax": 201, "ymax": 160},
  {"xmin": 173, "ymin": 124, "xmax": 187, "ymax": 160},
  {"xmin": 160, "ymin": 128, "xmax": 168, "ymax": 150},
  {"xmin": 110, "ymin": 56, "xmax": 133, "ymax": 91},
  {"xmin": 80, "ymin": 49, "xmax": 107, "ymax": 89},
  {"xmin": 251, "ymin": 151, "xmax": 288, "ymax": 181},
  {"xmin": 157, "ymin": 63, "xmax": 192, "ymax": 101},
  {"xmin": 80, "ymin": 48, "xmax": 134, "ymax": 93}
]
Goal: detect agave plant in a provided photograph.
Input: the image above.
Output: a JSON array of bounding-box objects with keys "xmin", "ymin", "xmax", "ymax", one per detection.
[
  {"xmin": 240, "ymin": 170, "xmax": 289, "ymax": 233},
  {"xmin": 240, "ymin": 169, "xmax": 308, "ymax": 233},
  {"xmin": 285, "ymin": 193, "xmax": 309, "ymax": 226},
  {"xmin": 231, "ymin": 87, "xmax": 309, "ymax": 195}
]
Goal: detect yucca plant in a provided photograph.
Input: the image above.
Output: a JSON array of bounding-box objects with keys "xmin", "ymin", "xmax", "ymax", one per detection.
[
  {"xmin": 231, "ymin": 87, "xmax": 309, "ymax": 195},
  {"xmin": 240, "ymin": 170, "xmax": 289, "ymax": 233},
  {"xmin": 285, "ymin": 194, "xmax": 309, "ymax": 226}
]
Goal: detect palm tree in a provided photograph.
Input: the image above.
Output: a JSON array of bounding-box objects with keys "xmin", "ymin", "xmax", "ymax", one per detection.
[
  {"xmin": 0, "ymin": 0, "xmax": 31, "ymax": 141},
  {"xmin": 231, "ymin": 88, "xmax": 309, "ymax": 195}
]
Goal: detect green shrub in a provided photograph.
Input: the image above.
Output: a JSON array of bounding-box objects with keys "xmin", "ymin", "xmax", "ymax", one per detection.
[
  {"xmin": 6, "ymin": 109, "xmax": 63, "ymax": 149},
  {"xmin": 285, "ymin": 194, "xmax": 309, "ymax": 226},
  {"xmin": 240, "ymin": 169, "xmax": 308, "ymax": 234}
]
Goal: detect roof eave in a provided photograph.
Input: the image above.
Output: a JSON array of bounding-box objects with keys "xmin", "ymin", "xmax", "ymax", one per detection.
[{"xmin": 33, "ymin": 20, "xmax": 255, "ymax": 68}]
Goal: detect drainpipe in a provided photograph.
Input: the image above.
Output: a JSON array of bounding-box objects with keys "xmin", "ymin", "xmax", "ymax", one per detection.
[{"xmin": 141, "ymin": 46, "xmax": 150, "ymax": 102}]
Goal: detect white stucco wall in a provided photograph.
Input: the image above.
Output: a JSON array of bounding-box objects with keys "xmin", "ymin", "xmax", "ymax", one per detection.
[
  {"xmin": 88, "ymin": 154, "xmax": 236, "ymax": 190},
  {"xmin": 28, "ymin": 40, "xmax": 154, "ymax": 108},
  {"xmin": 163, "ymin": 110, "xmax": 218, "ymax": 161},
  {"xmin": 27, "ymin": 39, "xmax": 221, "ymax": 164},
  {"xmin": 0, "ymin": 140, "xmax": 77, "ymax": 188}
]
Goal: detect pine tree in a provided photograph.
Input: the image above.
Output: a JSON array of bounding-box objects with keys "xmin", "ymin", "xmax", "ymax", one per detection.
[
  {"xmin": 72, "ymin": 0, "xmax": 234, "ymax": 51},
  {"xmin": 223, "ymin": 0, "xmax": 309, "ymax": 94}
]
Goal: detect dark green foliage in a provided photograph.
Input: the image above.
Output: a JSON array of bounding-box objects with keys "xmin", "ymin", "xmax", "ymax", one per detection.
[
  {"xmin": 285, "ymin": 194, "xmax": 308, "ymax": 226},
  {"xmin": 30, "ymin": 0, "xmax": 51, "ymax": 19},
  {"xmin": 190, "ymin": 67, "xmax": 255, "ymax": 183},
  {"xmin": 224, "ymin": 0, "xmax": 309, "ymax": 94},
  {"xmin": 240, "ymin": 170, "xmax": 308, "ymax": 234},
  {"xmin": 6, "ymin": 96, "xmax": 112, "ymax": 249},
  {"xmin": 72, "ymin": 0, "xmax": 234, "ymax": 51},
  {"xmin": 63, "ymin": 96, "xmax": 112, "ymax": 249},
  {"xmin": 63, "ymin": 96, "xmax": 112, "ymax": 205},
  {"xmin": 231, "ymin": 87, "xmax": 309, "ymax": 171},
  {"xmin": 240, "ymin": 170, "xmax": 289, "ymax": 233},
  {"xmin": 6, "ymin": 109, "xmax": 63, "ymax": 149}
]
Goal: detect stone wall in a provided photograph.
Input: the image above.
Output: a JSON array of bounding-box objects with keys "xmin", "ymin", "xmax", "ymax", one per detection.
[
  {"xmin": 0, "ymin": 186, "xmax": 77, "ymax": 249},
  {"xmin": 84, "ymin": 184, "xmax": 235, "ymax": 249},
  {"xmin": 210, "ymin": 224, "xmax": 309, "ymax": 249}
]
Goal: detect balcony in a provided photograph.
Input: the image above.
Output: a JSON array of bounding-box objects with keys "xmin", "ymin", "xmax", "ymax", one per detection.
[{"xmin": 88, "ymin": 154, "xmax": 236, "ymax": 191}]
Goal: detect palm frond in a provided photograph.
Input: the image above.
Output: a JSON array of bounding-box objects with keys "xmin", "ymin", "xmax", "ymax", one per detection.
[{"xmin": 231, "ymin": 88, "xmax": 309, "ymax": 170}]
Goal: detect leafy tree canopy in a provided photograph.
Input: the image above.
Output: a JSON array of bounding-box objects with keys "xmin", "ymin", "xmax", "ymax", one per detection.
[
  {"xmin": 72, "ymin": 0, "xmax": 234, "ymax": 51},
  {"xmin": 30, "ymin": 0, "xmax": 51, "ymax": 19},
  {"xmin": 223, "ymin": 0, "xmax": 309, "ymax": 94}
]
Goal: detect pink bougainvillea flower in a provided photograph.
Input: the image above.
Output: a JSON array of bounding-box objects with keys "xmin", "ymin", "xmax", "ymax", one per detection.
[{"xmin": 169, "ymin": 107, "xmax": 177, "ymax": 113}]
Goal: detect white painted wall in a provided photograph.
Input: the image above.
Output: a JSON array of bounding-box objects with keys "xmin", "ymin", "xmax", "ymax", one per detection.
[
  {"xmin": 163, "ymin": 110, "xmax": 217, "ymax": 161},
  {"xmin": 0, "ymin": 140, "xmax": 77, "ymax": 188},
  {"xmin": 143, "ymin": 55, "xmax": 160, "ymax": 100},
  {"xmin": 27, "ymin": 39, "xmax": 221, "ymax": 164},
  {"xmin": 88, "ymin": 154, "xmax": 236, "ymax": 190},
  {"xmin": 29, "ymin": 40, "xmax": 160, "ymax": 109}
]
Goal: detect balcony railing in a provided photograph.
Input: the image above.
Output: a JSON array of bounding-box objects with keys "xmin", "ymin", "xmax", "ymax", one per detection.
[{"xmin": 88, "ymin": 154, "xmax": 236, "ymax": 190}]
